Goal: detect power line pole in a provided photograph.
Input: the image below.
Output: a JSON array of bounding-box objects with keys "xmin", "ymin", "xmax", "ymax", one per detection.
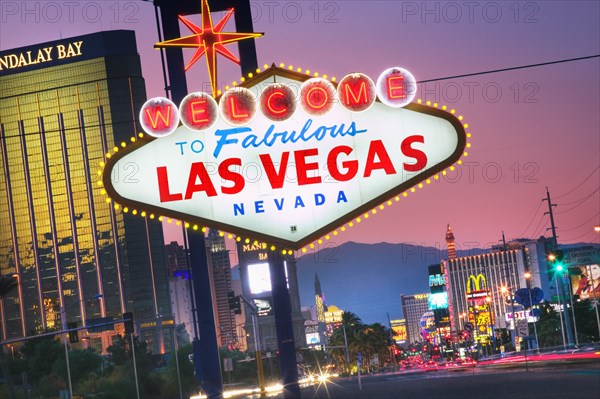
[
  {"xmin": 501, "ymin": 232, "xmax": 517, "ymax": 349},
  {"xmin": 543, "ymin": 187, "xmax": 574, "ymax": 347},
  {"xmin": 386, "ymin": 313, "xmax": 397, "ymax": 370}
]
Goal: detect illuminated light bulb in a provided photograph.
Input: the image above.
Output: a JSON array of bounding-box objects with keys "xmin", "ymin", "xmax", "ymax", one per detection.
[
  {"xmin": 201, "ymin": 227, "xmax": 207, "ymax": 232},
  {"xmin": 341, "ymin": 227, "xmax": 346, "ymax": 232},
  {"xmin": 434, "ymin": 175, "xmax": 439, "ymax": 180},
  {"xmin": 463, "ymin": 152, "xmax": 468, "ymax": 157},
  {"xmin": 309, "ymin": 243, "xmax": 315, "ymax": 249},
  {"xmin": 305, "ymin": 70, "xmax": 311, "ymax": 75},
  {"xmin": 379, "ymin": 205, "xmax": 384, "ymax": 209},
  {"xmin": 227, "ymin": 234, "xmax": 233, "ymax": 239},
  {"xmin": 264, "ymin": 64, "xmax": 269, "ymax": 69},
  {"xmin": 245, "ymin": 238, "xmax": 250, "ymax": 244},
  {"xmin": 113, "ymin": 147, "xmax": 119, "ymax": 152},
  {"xmin": 418, "ymin": 183, "xmax": 423, "ymax": 188},
  {"xmin": 387, "ymin": 200, "xmax": 392, "ymax": 205},
  {"xmin": 99, "ymin": 161, "xmax": 105, "ymax": 167},
  {"xmin": 426, "ymin": 101, "xmax": 431, "ymax": 106},
  {"xmin": 193, "ymin": 225, "xmax": 198, "ymax": 230},
  {"xmin": 442, "ymin": 170, "xmax": 447, "ymax": 176},
  {"xmin": 167, "ymin": 218, "xmax": 172, "ymax": 223},
  {"xmin": 150, "ymin": 214, "xmax": 155, "ymax": 219},
  {"xmin": 333, "ymin": 230, "xmax": 338, "ymax": 236},
  {"xmin": 232, "ymin": 81, "xmax": 237, "ymax": 86},
  {"xmin": 464, "ymin": 123, "xmax": 469, "ymax": 128},
  {"xmin": 253, "ymin": 241, "xmax": 258, "ymax": 246},
  {"xmin": 225, "ymin": 85, "xmax": 230, "ymax": 90},
  {"xmin": 325, "ymin": 235, "xmax": 330, "ymax": 240},
  {"xmin": 176, "ymin": 220, "xmax": 181, "ymax": 226},
  {"xmin": 219, "ymin": 231, "xmax": 225, "ymax": 237},
  {"xmin": 217, "ymin": 90, "xmax": 222, "ymax": 95},
  {"xmin": 130, "ymin": 137, "xmax": 136, "ymax": 142},
  {"xmin": 402, "ymin": 192, "xmax": 408, "ymax": 197},
  {"xmin": 97, "ymin": 170, "xmax": 102, "ymax": 176},
  {"xmin": 442, "ymin": 105, "xmax": 447, "ymax": 110},
  {"xmin": 457, "ymin": 160, "xmax": 463, "ymax": 165},
  {"xmin": 356, "ymin": 217, "xmax": 361, "ymax": 223},
  {"xmin": 314, "ymin": 72, "xmax": 319, "ymax": 77},
  {"xmin": 138, "ymin": 132, "xmax": 144, "ymax": 138},
  {"xmin": 318, "ymin": 239, "xmax": 323, "ymax": 244},
  {"xmin": 235, "ymin": 236, "xmax": 240, "ymax": 241},
  {"xmin": 417, "ymin": 99, "xmax": 422, "ymax": 104},
  {"xmin": 394, "ymin": 196, "xmax": 400, "ymax": 201},
  {"xmin": 279, "ymin": 63, "xmax": 285, "ymax": 68},
  {"xmin": 159, "ymin": 216, "xmax": 164, "ymax": 221},
  {"xmin": 297, "ymin": 68, "xmax": 302, "ymax": 72},
  {"xmin": 105, "ymin": 197, "xmax": 111, "ymax": 203},
  {"xmin": 288, "ymin": 65, "xmax": 293, "ymax": 70},
  {"xmin": 256, "ymin": 68, "xmax": 261, "ymax": 73},
  {"xmin": 410, "ymin": 187, "xmax": 416, "ymax": 192},
  {"xmin": 101, "ymin": 189, "xmax": 106, "ymax": 195},
  {"xmin": 331, "ymin": 77, "xmax": 337, "ymax": 82},
  {"xmin": 240, "ymin": 77, "xmax": 246, "ymax": 82},
  {"xmin": 132, "ymin": 209, "xmax": 138, "ymax": 215},
  {"xmin": 121, "ymin": 142, "xmax": 126, "ymax": 148},
  {"xmin": 364, "ymin": 213, "xmax": 369, "ymax": 219},
  {"xmin": 467, "ymin": 143, "xmax": 472, "ymax": 148},
  {"xmin": 106, "ymin": 153, "xmax": 111, "ymax": 159},
  {"xmin": 248, "ymin": 72, "xmax": 253, "ymax": 78},
  {"xmin": 467, "ymin": 133, "xmax": 472, "ymax": 138},
  {"xmin": 426, "ymin": 179, "xmax": 431, "ymax": 184},
  {"xmin": 271, "ymin": 245, "xmax": 276, "ymax": 251},
  {"xmin": 141, "ymin": 211, "xmax": 146, "ymax": 217},
  {"xmin": 371, "ymin": 209, "xmax": 377, "ymax": 214},
  {"xmin": 433, "ymin": 102, "xmax": 438, "ymax": 107},
  {"xmin": 123, "ymin": 207, "xmax": 129, "ymax": 213},
  {"xmin": 450, "ymin": 166, "xmax": 455, "ymax": 171},
  {"xmin": 114, "ymin": 204, "xmax": 119, "ymax": 210},
  {"xmin": 281, "ymin": 249, "xmax": 286, "ymax": 255},
  {"xmin": 458, "ymin": 115, "xmax": 463, "ymax": 120},
  {"xmin": 349, "ymin": 222, "xmax": 354, "ymax": 227},
  {"xmin": 323, "ymin": 74, "xmax": 328, "ymax": 79},
  {"xmin": 302, "ymin": 248, "xmax": 307, "ymax": 253},
  {"xmin": 185, "ymin": 222, "xmax": 190, "ymax": 228},
  {"xmin": 450, "ymin": 109, "xmax": 456, "ymax": 114}
]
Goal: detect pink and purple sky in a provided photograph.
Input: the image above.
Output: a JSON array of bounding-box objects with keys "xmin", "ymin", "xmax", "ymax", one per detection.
[{"xmin": 2, "ymin": 1, "xmax": 599, "ymax": 253}]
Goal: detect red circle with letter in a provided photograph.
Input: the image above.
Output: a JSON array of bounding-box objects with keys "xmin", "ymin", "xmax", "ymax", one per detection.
[
  {"xmin": 139, "ymin": 97, "xmax": 180, "ymax": 138},
  {"xmin": 376, "ymin": 67, "xmax": 417, "ymax": 108},
  {"xmin": 219, "ymin": 87, "xmax": 257, "ymax": 126},
  {"xmin": 299, "ymin": 78, "xmax": 336, "ymax": 116},
  {"xmin": 337, "ymin": 73, "xmax": 376, "ymax": 112},
  {"xmin": 260, "ymin": 83, "xmax": 296, "ymax": 121},
  {"xmin": 180, "ymin": 92, "xmax": 218, "ymax": 131}
]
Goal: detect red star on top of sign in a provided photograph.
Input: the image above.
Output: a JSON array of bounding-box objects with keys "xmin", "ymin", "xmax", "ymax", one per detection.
[{"xmin": 154, "ymin": 0, "xmax": 263, "ymax": 97}]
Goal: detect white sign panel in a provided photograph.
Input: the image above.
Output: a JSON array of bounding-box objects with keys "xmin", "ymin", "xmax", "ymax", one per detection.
[{"xmin": 104, "ymin": 67, "xmax": 466, "ymax": 248}]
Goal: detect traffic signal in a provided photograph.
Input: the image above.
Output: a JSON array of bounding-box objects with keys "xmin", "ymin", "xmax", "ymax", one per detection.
[
  {"xmin": 0, "ymin": 275, "xmax": 18, "ymax": 299},
  {"xmin": 548, "ymin": 250, "xmax": 564, "ymax": 275},
  {"xmin": 228, "ymin": 291, "xmax": 242, "ymax": 314},
  {"xmin": 67, "ymin": 322, "xmax": 78, "ymax": 343},
  {"xmin": 123, "ymin": 312, "xmax": 134, "ymax": 334}
]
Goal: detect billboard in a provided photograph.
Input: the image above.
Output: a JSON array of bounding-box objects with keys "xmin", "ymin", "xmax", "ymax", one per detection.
[
  {"xmin": 101, "ymin": 66, "xmax": 467, "ymax": 249},
  {"xmin": 428, "ymin": 292, "xmax": 448, "ymax": 310},
  {"xmin": 390, "ymin": 319, "xmax": 407, "ymax": 343},
  {"xmin": 570, "ymin": 264, "xmax": 600, "ymax": 300},
  {"xmin": 247, "ymin": 262, "xmax": 289, "ymax": 294},
  {"xmin": 253, "ymin": 297, "xmax": 273, "ymax": 317},
  {"xmin": 324, "ymin": 305, "xmax": 344, "ymax": 324},
  {"xmin": 428, "ymin": 264, "xmax": 446, "ymax": 294}
]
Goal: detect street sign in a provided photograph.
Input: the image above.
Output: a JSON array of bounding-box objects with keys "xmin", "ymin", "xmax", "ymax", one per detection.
[
  {"xmin": 357, "ymin": 352, "xmax": 363, "ymax": 366},
  {"xmin": 516, "ymin": 319, "xmax": 529, "ymax": 337},
  {"xmin": 464, "ymin": 322, "xmax": 474, "ymax": 332}
]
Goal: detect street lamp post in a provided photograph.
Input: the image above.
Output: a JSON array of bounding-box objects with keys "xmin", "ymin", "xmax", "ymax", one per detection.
[
  {"xmin": 61, "ymin": 294, "xmax": 103, "ymax": 399},
  {"xmin": 524, "ymin": 273, "xmax": 540, "ymax": 352}
]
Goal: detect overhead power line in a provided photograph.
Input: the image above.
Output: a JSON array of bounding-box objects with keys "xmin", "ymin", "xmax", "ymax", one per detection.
[{"xmin": 418, "ymin": 55, "xmax": 600, "ymax": 83}]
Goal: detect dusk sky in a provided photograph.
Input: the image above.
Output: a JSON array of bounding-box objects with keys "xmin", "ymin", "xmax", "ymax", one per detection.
[{"xmin": 2, "ymin": 1, "xmax": 599, "ymax": 255}]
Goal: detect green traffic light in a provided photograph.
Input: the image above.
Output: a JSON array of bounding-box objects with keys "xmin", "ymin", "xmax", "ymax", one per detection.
[{"xmin": 556, "ymin": 264, "xmax": 564, "ymax": 272}]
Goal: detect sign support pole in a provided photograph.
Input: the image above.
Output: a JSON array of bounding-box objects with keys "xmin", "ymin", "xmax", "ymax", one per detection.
[
  {"xmin": 189, "ymin": 232, "xmax": 224, "ymax": 399},
  {"xmin": 268, "ymin": 249, "xmax": 301, "ymax": 398}
]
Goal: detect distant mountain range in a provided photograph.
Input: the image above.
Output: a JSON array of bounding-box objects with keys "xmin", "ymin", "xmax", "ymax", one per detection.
[{"xmin": 232, "ymin": 241, "xmax": 598, "ymax": 325}]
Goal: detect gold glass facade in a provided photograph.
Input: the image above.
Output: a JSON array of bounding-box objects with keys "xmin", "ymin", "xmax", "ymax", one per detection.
[{"xmin": 0, "ymin": 31, "xmax": 172, "ymax": 352}]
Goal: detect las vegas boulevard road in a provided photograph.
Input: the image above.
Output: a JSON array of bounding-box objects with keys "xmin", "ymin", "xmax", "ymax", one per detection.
[{"xmin": 268, "ymin": 365, "xmax": 600, "ymax": 399}]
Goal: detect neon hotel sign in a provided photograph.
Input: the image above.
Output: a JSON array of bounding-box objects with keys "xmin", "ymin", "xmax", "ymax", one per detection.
[{"xmin": 103, "ymin": 65, "xmax": 467, "ymax": 248}]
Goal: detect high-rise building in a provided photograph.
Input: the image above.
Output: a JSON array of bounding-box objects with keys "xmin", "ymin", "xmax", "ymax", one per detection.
[
  {"xmin": 0, "ymin": 31, "xmax": 172, "ymax": 353},
  {"xmin": 206, "ymin": 229, "xmax": 238, "ymax": 348},
  {"xmin": 444, "ymin": 238, "xmax": 550, "ymax": 336},
  {"xmin": 165, "ymin": 240, "xmax": 189, "ymax": 277},
  {"xmin": 445, "ymin": 224, "xmax": 456, "ymax": 260},
  {"xmin": 400, "ymin": 293, "xmax": 429, "ymax": 344}
]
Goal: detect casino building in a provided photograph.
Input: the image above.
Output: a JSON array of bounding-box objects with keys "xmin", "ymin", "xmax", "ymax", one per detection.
[
  {"xmin": 0, "ymin": 31, "xmax": 173, "ymax": 353},
  {"xmin": 444, "ymin": 237, "xmax": 551, "ymax": 337},
  {"xmin": 400, "ymin": 293, "xmax": 429, "ymax": 344}
]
